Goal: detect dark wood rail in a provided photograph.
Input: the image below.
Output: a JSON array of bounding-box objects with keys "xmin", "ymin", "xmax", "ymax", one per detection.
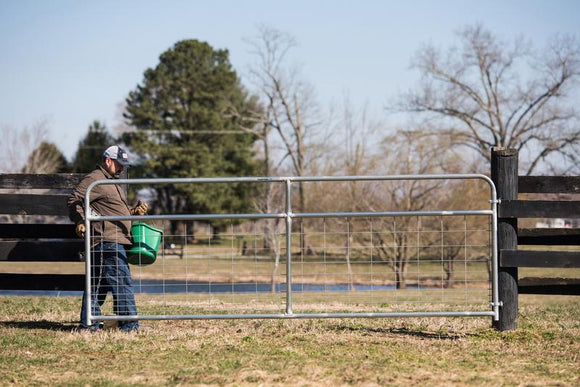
[{"xmin": 0, "ymin": 173, "xmax": 85, "ymax": 291}]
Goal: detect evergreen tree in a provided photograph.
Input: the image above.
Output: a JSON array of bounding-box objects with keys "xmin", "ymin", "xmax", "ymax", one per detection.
[
  {"xmin": 71, "ymin": 120, "xmax": 114, "ymax": 173},
  {"xmin": 123, "ymin": 39, "xmax": 260, "ymax": 231}
]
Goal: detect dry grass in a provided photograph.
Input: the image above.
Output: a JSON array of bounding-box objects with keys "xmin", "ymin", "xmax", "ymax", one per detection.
[{"xmin": 0, "ymin": 294, "xmax": 578, "ymax": 386}]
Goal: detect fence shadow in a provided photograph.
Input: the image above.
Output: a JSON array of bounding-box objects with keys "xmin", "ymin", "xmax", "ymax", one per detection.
[
  {"xmin": 0, "ymin": 320, "xmax": 76, "ymax": 332},
  {"xmin": 327, "ymin": 323, "xmax": 468, "ymax": 340}
]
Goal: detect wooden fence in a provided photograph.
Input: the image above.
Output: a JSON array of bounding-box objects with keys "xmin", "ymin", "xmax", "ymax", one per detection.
[
  {"xmin": 2, "ymin": 160, "xmax": 578, "ymax": 330},
  {"xmin": 0, "ymin": 173, "xmax": 85, "ymax": 291},
  {"xmin": 491, "ymin": 148, "xmax": 580, "ymax": 331}
]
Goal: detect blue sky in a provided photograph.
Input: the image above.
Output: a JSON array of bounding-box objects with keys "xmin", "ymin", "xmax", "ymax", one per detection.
[{"xmin": 1, "ymin": 0, "xmax": 579, "ymax": 161}]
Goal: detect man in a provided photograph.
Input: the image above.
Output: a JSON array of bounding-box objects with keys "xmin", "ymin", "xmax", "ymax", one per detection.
[{"xmin": 68, "ymin": 145, "xmax": 148, "ymax": 332}]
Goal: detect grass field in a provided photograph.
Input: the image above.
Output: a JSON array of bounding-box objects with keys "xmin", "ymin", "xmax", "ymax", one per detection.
[{"xmin": 0, "ymin": 294, "xmax": 578, "ymax": 386}]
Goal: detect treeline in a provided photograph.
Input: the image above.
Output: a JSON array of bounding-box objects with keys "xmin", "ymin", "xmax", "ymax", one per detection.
[{"xmin": 8, "ymin": 24, "xmax": 579, "ymax": 222}]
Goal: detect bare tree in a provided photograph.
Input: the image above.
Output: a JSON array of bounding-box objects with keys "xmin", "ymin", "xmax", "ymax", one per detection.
[
  {"xmin": 258, "ymin": 183, "xmax": 286, "ymax": 292},
  {"xmin": 246, "ymin": 25, "xmax": 329, "ymax": 255},
  {"xmin": 432, "ymin": 171, "xmax": 493, "ymax": 288},
  {"xmin": 0, "ymin": 120, "xmax": 50, "ymax": 173},
  {"xmin": 396, "ymin": 24, "xmax": 580, "ymax": 175},
  {"xmin": 334, "ymin": 97, "xmax": 384, "ymax": 211},
  {"xmin": 314, "ymin": 98, "xmax": 384, "ymax": 288},
  {"xmin": 224, "ymin": 99, "xmax": 288, "ymax": 290},
  {"xmin": 370, "ymin": 129, "xmax": 465, "ymax": 289},
  {"xmin": 246, "ymin": 24, "xmax": 326, "ymax": 212}
]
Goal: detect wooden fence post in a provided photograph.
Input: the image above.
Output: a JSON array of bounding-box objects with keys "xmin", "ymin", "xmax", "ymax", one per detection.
[{"xmin": 491, "ymin": 147, "xmax": 519, "ymax": 330}]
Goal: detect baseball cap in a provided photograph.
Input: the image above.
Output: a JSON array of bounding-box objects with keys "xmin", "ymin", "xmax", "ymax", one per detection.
[{"xmin": 103, "ymin": 145, "xmax": 131, "ymax": 166}]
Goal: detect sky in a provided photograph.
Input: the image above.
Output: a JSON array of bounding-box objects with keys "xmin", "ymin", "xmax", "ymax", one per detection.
[{"xmin": 0, "ymin": 0, "xmax": 579, "ymax": 162}]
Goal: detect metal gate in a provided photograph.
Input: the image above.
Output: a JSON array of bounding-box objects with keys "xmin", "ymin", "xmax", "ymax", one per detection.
[{"xmin": 83, "ymin": 174, "xmax": 499, "ymax": 325}]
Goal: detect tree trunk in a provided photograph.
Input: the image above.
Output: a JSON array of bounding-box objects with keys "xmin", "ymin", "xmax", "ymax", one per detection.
[
  {"xmin": 185, "ymin": 220, "xmax": 195, "ymax": 243},
  {"xmin": 394, "ymin": 236, "xmax": 408, "ymax": 289},
  {"xmin": 299, "ymin": 182, "xmax": 306, "ymax": 255},
  {"xmin": 444, "ymin": 261, "xmax": 455, "ymax": 288},
  {"xmin": 346, "ymin": 220, "xmax": 354, "ymax": 290},
  {"xmin": 395, "ymin": 269, "xmax": 406, "ymax": 289},
  {"xmin": 212, "ymin": 226, "xmax": 221, "ymax": 241},
  {"xmin": 270, "ymin": 252, "xmax": 280, "ymax": 293}
]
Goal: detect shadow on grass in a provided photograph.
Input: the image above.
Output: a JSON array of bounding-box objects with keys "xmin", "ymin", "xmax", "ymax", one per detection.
[
  {"xmin": 0, "ymin": 320, "xmax": 77, "ymax": 331},
  {"xmin": 386, "ymin": 327, "xmax": 466, "ymax": 340},
  {"xmin": 327, "ymin": 323, "xmax": 469, "ymax": 340}
]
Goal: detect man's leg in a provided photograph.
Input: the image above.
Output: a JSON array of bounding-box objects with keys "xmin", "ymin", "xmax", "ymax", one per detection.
[{"xmin": 102, "ymin": 243, "xmax": 139, "ymax": 332}]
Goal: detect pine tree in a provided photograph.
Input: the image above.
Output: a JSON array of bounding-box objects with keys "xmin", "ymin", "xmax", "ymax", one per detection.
[
  {"xmin": 123, "ymin": 39, "xmax": 260, "ymax": 232},
  {"xmin": 71, "ymin": 120, "xmax": 114, "ymax": 173},
  {"xmin": 22, "ymin": 141, "xmax": 69, "ymax": 173}
]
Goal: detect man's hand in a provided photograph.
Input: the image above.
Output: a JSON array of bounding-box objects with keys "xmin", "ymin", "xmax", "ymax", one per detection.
[
  {"xmin": 75, "ymin": 223, "xmax": 86, "ymax": 238},
  {"xmin": 130, "ymin": 200, "xmax": 149, "ymax": 216}
]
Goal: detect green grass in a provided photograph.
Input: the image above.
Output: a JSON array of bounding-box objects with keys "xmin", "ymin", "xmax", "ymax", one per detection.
[{"xmin": 0, "ymin": 294, "xmax": 578, "ymax": 386}]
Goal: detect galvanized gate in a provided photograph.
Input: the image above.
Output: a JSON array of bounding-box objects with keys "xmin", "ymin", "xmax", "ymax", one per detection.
[{"xmin": 83, "ymin": 174, "xmax": 499, "ymax": 325}]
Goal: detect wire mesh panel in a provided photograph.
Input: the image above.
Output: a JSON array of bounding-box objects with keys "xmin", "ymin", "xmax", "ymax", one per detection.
[
  {"xmin": 289, "ymin": 215, "xmax": 492, "ymax": 315},
  {"xmin": 84, "ymin": 174, "xmax": 498, "ymax": 323},
  {"xmin": 113, "ymin": 220, "xmax": 288, "ymax": 317}
]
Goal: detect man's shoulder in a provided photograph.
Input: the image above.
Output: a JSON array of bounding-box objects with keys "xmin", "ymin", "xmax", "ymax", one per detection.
[
  {"xmin": 74, "ymin": 168, "xmax": 107, "ymax": 191},
  {"xmin": 83, "ymin": 167, "xmax": 106, "ymax": 181}
]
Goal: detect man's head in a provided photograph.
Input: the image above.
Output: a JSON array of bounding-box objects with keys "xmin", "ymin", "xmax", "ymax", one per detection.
[{"xmin": 103, "ymin": 145, "xmax": 130, "ymax": 178}]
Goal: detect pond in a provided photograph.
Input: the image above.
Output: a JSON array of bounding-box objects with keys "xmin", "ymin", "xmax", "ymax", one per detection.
[{"xmin": 0, "ymin": 279, "xmax": 423, "ymax": 297}]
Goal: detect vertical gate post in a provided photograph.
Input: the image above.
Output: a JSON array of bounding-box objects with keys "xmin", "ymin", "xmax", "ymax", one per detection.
[
  {"xmin": 285, "ymin": 178, "xmax": 293, "ymax": 315},
  {"xmin": 491, "ymin": 147, "xmax": 518, "ymax": 331}
]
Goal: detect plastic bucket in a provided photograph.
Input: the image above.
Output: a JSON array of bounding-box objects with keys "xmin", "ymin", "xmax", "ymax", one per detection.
[{"xmin": 127, "ymin": 222, "xmax": 163, "ymax": 265}]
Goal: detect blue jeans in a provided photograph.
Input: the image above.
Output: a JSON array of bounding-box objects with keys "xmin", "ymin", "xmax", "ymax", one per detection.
[{"xmin": 80, "ymin": 242, "xmax": 139, "ymax": 332}]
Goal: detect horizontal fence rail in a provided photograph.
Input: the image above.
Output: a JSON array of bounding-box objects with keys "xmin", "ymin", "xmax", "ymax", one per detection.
[
  {"xmin": 84, "ymin": 174, "xmax": 499, "ymax": 325},
  {"xmin": 0, "ymin": 173, "xmax": 85, "ymax": 291}
]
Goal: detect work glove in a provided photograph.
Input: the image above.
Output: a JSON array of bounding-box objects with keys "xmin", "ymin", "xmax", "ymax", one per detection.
[
  {"xmin": 75, "ymin": 223, "xmax": 86, "ymax": 238},
  {"xmin": 130, "ymin": 200, "xmax": 149, "ymax": 216}
]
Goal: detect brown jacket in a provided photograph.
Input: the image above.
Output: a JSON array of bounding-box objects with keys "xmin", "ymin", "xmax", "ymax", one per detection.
[{"xmin": 68, "ymin": 165, "xmax": 132, "ymax": 246}]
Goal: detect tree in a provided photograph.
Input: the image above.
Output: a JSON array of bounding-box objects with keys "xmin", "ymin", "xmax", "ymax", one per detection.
[
  {"xmin": 433, "ymin": 186, "xmax": 491, "ymax": 289},
  {"xmin": 22, "ymin": 141, "xmax": 69, "ymax": 173},
  {"xmin": 71, "ymin": 120, "xmax": 115, "ymax": 173},
  {"xmin": 301, "ymin": 98, "xmax": 384, "ymax": 289},
  {"xmin": 123, "ymin": 39, "xmax": 259, "ymax": 235},
  {"xmin": 0, "ymin": 119, "xmax": 50, "ymax": 173},
  {"xmin": 246, "ymin": 25, "xmax": 327, "ymax": 211},
  {"xmin": 246, "ymin": 25, "xmax": 329, "ymax": 254},
  {"xmin": 332, "ymin": 97, "xmax": 383, "ymax": 212},
  {"xmin": 396, "ymin": 24, "xmax": 580, "ymax": 175},
  {"xmin": 371, "ymin": 129, "xmax": 468, "ymax": 289}
]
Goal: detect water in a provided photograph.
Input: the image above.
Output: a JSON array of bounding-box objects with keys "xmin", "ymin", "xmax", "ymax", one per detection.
[
  {"xmin": 0, "ymin": 279, "xmax": 420, "ymax": 297},
  {"xmin": 133, "ymin": 280, "xmax": 410, "ymax": 294}
]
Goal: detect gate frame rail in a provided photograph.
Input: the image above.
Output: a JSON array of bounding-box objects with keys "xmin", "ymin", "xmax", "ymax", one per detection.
[{"xmin": 84, "ymin": 174, "xmax": 499, "ymax": 324}]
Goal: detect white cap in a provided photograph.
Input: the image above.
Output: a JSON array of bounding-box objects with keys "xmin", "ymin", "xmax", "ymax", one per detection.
[{"xmin": 103, "ymin": 145, "xmax": 130, "ymax": 166}]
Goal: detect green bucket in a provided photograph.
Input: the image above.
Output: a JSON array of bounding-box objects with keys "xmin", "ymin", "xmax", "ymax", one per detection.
[{"xmin": 127, "ymin": 222, "xmax": 163, "ymax": 266}]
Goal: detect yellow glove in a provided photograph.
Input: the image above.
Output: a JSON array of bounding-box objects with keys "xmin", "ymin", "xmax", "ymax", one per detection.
[
  {"xmin": 75, "ymin": 223, "xmax": 86, "ymax": 238},
  {"xmin": 130, "ymin": 200, "xmax": 149, "ymax": 216}
]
